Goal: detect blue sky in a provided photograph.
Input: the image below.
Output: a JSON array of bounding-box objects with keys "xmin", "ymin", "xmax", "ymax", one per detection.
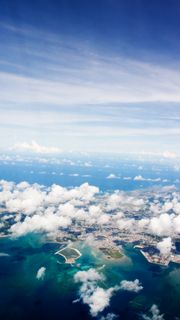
[{"xmin": 0, "ymin": 0, "xmax": 180, "ymax": 155}]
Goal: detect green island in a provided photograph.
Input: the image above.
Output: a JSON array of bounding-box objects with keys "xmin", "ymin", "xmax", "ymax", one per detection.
[{"xmin": 99, "ymin": 247, "xmax": 123, "ymax": 259}]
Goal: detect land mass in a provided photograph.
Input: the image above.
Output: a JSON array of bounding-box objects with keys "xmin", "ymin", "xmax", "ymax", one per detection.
[{"xmin": 55, "ymin": 246, "xmax": 81, "ymax": 264}]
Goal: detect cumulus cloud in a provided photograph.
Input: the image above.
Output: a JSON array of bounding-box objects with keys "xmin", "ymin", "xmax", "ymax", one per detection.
[
  {"xmin": 74, "ymin": 268, "xmax": 103, "ymax": 283},
  {"xmin": 149, "ymin": 214, "xmax": 173, "ymax": 237},
  {"xmin": 106, "ymin": 191, "xmax": 144, "ymax": 212},
  {"xmin": 134, "ymin": 175, "xmax": 146, "ymax": 181},
  {"xmin": 134, "ymin": 175, "xmax": 161, "ymax": 182},
  {"xmin": 83, "ymin": 162, "xmax": 92, "ymax": 167},
  {"xmin": 106, "ymin": 174, "xmax": 119, "ymax": 179},
  {"xmin": 74, "ymin": 268, "xmax": 114, "ymax": 317},
  {"xmin": 10, "ymin": 213, "xmax": 72, "ymax": 237},
  {"xmin": 120, "ymin": 279, "xmax": 143, "ymax": 293},
  {"xmin": 74, "ymin": 269, "xmax": 143, "ymax": 317},
  {"xmin": 0, "ymin": 180, "xmax": 100, "ymax": 236},
  {"xmin": 6, "ymin": 186, "xmax": 45, "ymax": 215},
  {"xmin": 36, "ymin": 266, "xmax": 46, "ymax": 280},
  {"xmin": 123, "ymin": 177, "xmax": 132, "ymax": 180},
  {"xmin": 0, "ymin": 179, "xmax": 180, "ymax": 240},
  {"xmin": 157, "ymin": 237, "xmax": 172, "ymax": 257},
  {"xmin": 142, "ymin": 304, "xmax": 164, "ymax": 320},
  {"xmin": 11, "ymin": 140, "xmax": 62, "ymax": 154}
]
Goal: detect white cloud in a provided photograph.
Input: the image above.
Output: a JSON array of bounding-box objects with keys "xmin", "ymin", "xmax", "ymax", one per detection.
[
  {"xmin": 10, "ymin": 213, "xmax": 72, "ymax": 237},
  {"xmin": 11, "ymin": 140, "xmax": 62, "ymax": 154},
  {"xmin": 134, "ymin": 175, "xmax": 161, "ymax": 182},
  {"xmin": 2, "ymin": 45, "xmax": 180, "ymax": 107},
  {"xmin": 139, "ymin": 151, "xmax": 177, "ymax": 159},
  {"xmin": 106, "ymin": 191, "xmax": 144, "ymax": 212},
  {"xmin": 120, "ymin": 279, "xmax": 143, "ymax": 293},
  {"xmin": 83, "ymin": 162, "xmax": 92, "ymax": 167},
  {"xmin": 97, "ymin": 214, "xmax": 110, "ymax": 225},
  {"xmin": 74, "ymin": 268, "xmax": 114, "ymax": 317},
  {"xmin": 134, "ymin": 175, "xmax": 144, "ymax": 181},
  {"xmin": 1, "ymin": 24, "xmax": 180, "ymax": 153},
  {"xmin": 162, "ymin": 151, "xmax": 176, "ymax": 159},
  {"xmin": 157, "ymin": 237, "xmax": 172, "ymax": 257},
  {"xmin": 0, "ymin": 181, "xmax": 99, "ymax": 236},
  {"xmin": 100, "ymin": 313, "xmax": 117, "ymax": 320},
  {"xmin": 106, "ymin": 174, "xmax": 119, "ymax": 179},
  {"xmin": 143, "ymin": 304, "xmax": 164, "ymax": 320},
  {"xmin": 162, "ymin": 202, "xmax": 173, "ymax": 212},
  {"xmin": 74, "ymin": 268, "xmax": 143, "ymax": 317},
  {"xmin": 149, "ymin": 214, "xmax": 173, "ymax": 237},
  {"xmin": 74, "ymin": 268, "xmax": 103, "ymax": 283},
  {"xmin": 1, "ymin": 179, "xmax": 180, "ymax": 240},
  {"xmin": 36, "ymin": 266, "xmax": 46, "ymax": 280},
  {"xmin": 5, "ymin": 186, "xmax": 45, "ymax": 215},
  {"xmin": 69, "ymin": 173, "xmax": 79, "ymax": 177},
  {"xmin": 83, "ymin": 286, "xmax": 115, "ymax": 317}
]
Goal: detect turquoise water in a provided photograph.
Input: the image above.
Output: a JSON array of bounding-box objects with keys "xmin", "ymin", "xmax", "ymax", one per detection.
[{"xmin": 0, "ymin": 235, "xmax": 180, "ymax": 319}]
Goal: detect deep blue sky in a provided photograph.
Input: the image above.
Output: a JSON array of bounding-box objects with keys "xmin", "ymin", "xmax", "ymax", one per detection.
[
  {"xmin": 0, "ymin": 0, "xmax": 180, "ymax": 155},
  {"xmin": 1, "ymin": 0, "xmax": 180, "ymax": 59}
]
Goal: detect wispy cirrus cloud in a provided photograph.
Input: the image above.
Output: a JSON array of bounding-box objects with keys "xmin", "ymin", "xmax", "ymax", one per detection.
[
  {"xmin": 1, "ymin": 57, "xmax": 180, "ymax": 106},
  {"xmin": 1, "ymin": 23, "xmax": 180, "ymax": 106},
  {"xmin": 1, "ymin": 23, "xmax": 180, "ymax": 153}
]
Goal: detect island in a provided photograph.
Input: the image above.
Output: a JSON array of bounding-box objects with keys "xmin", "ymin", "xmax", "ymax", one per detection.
[
  {"xmin": 55, "ymin": 246, "xmax": 81, "ymax": 264},
  {"xmin": 99, "ymin": 247, "xmax": 123, "ymax": 260}
]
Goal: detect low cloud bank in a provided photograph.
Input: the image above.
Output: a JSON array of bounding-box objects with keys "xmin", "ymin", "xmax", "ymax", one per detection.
[
  {"xmin": 11, "ymin": 140, "xmax": 62, "ymax": 154},
  {"xmin": 0, "ymin": 180, "xmax": 179, "ymax": 250}
]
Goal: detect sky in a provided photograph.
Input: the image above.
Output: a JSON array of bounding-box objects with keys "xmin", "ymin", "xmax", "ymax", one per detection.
[{"xmin": 0, "ymin": 0, "xmax": 180, "ymax": 155}]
